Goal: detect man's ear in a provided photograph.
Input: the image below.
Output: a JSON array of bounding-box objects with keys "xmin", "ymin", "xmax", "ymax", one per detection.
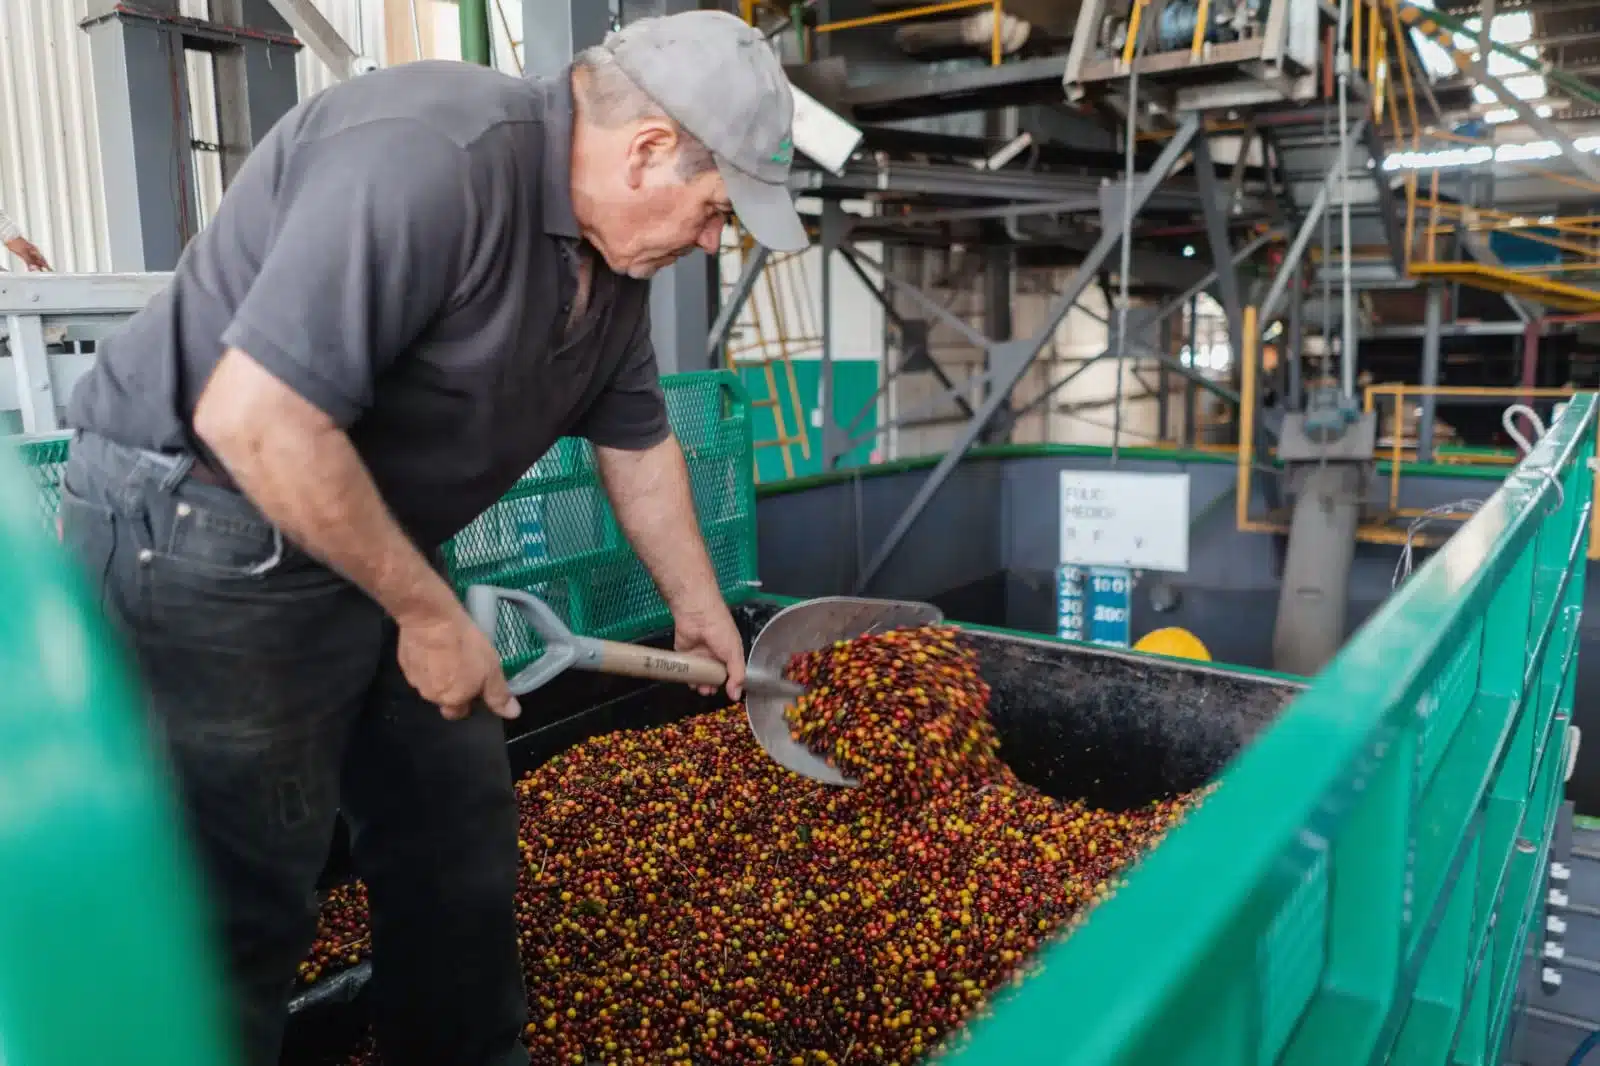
[{"xmin": 625, "ymin": 121, "xmax": 678, "ymax": 188}]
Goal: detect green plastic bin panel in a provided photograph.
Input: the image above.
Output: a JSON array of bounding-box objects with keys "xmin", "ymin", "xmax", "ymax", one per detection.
[
  {"xmin": 948, "ymin": 394, "xmax": 1595, "ymax": 1066},
  {"xmin": 0, "ymin": 447, "xmax": 237, "ymax": 1066}
]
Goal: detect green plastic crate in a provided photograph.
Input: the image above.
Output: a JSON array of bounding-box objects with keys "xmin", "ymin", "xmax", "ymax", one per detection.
[
  {"xmin": 0, "ymin": 440, "xmax": 237, "ymax": 1065},
  {"xmin": 952, "ymin": 394, "xmax": 1594, "ymax": 1066},
  {"xmin": 440, "ymin": 370, "xmax": 758, "ymax": 673},
  {"xmin": 14, "ymin": 433, "xmax": 69, "ymax": 530},
  {"xmin": 7, "ymin": 372, "xmax": 758, "ymax": 675}
]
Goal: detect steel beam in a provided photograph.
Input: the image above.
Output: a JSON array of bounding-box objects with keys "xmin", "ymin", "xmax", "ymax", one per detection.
[
  {"xmin": 1287, "ymin": 262, "xmax": 1304, "ymax": 410},
  {"xmin": 834, "ymin": 250, "xmax": 975, "ymax": 423},
  {"xmin": 5, "ymin": 315, "xmax": 59, "ymax": 433},
  {"xmin": 524, "ymin": 0, "xmax": 611, "ymax": 78},
  {"xmin": 1192, "ymin": 135, "xmax": 1245, "ymax": 367},
  {"xmin": 876, "ymin": 198, "xmax": 1105, "ymax": 227},
  {"xmin": 706, "ymin": 246, "xmax": 768, "ymax": 362},
  {"xmin": 1416, "ymin": 284, "xmax": 1445, "ymax": 463},
  {"xmin": 819, "ymin": 202, "xmax": 849, "ymax": 470},
  {"xmin": 0, "ymin": 274, "xmax": 170, "ymax": 316},
  {"xmin": 1360, "ymin": 123, "xmax": 1408, "ymax": 273},
  {"xmin": 846, "ymin": 248, "xmax": 993, "ymax": 353},
  {"xmin": 790, "ymin": 160, "xmax": 1237, "ymax": 214},
  {"xmin": 982, "ymin": 239, "xmax": 1012, "ymax": 444},
  {"xmin": 853, "ymin": 114, "xmax": 1202, "ymax": 594},
  {"xmin": 1260, "ymin": 117, "xmax": 1367, "ymax": 323},
  {"xmin": 83, "ymin": 13, "xmax": 200, "ymax": 271},
  {"xmin": 837, "ymin": 54, "xmax": 1069, "ymax": 123},
  {"xmin": 262, "ymin": 0, "xmax": 359, "ymax": 78},
  {"xmin": 1157, "ymin": 316, "xmax": 1172, "ymax": 440}
]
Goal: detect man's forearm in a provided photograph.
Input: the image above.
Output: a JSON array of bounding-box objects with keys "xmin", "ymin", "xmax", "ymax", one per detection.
[
  {"xmin": 596, "ymin": 436, "xmax": 723, "ymax": 614},
  {"xmin": 195, "ymin": 349, "xmax": 458, "ymax": 625}
]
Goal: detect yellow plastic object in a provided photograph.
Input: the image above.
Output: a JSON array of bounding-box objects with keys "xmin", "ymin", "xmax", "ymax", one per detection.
[{"xmin": 1133, "ymin": 626, "xmax": 1212, "ymax": 661}]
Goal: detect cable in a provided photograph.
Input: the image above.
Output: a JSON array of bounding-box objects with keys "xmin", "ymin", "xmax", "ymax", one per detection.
[
  {"xmin": 1111, "ymin": 0, "xmax": 1150, "ymax": 467},
  {"xmin": 1503, "ymin": 403, "xmax": 1547, "ymax": 456},
  {"xmin": 1567, "ymin": 1030, "xmax": 1600, "ymax": 1066},
  {"xmin": 1391, "ymin": 499, "xmax": 1485, "ymax": 588},
  {"xmin": 1501, "ymin": 403, "xmax": 1566, "ymax": 510},
  {"xmin": 1335, "ymin": 0, "xmax": 1355, "ymax": 401}
]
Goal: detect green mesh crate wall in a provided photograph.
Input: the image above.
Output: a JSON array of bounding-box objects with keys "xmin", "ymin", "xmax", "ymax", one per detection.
[
  {"xmin": 441, "ymin": 370, "xmax": 757, "ymax": 673},
  {"xmin": 13, "ymin": 434, "xmax": 69, "ymax": 531},
  {"xmin": 951, "ymin": 394, "xmax": 1595, "ymax": 1066}
]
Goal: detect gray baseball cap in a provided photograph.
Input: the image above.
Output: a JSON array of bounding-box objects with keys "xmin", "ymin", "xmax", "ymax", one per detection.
[{"xmin": 603, "ymin": 10, "xmax": 809, "ymax": 253}]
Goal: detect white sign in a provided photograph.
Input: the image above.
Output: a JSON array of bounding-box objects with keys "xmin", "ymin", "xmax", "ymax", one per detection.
[{"xmin": 1059, "ymin": 471, "xmax": 1190, "ymax": 572}]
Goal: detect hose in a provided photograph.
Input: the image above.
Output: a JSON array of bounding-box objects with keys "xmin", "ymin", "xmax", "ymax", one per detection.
[{"xmin": 1568, "ymin": 1030, "xmax": 1600, "ymax": 1066}]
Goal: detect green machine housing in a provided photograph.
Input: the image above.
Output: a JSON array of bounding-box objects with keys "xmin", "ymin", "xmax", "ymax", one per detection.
[{"xmin": 1, "ymin": 373, "xmax": 1588, "ymax": 1066}]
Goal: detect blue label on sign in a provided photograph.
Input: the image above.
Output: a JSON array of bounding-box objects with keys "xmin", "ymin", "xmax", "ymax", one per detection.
[{"xmin": 1086, "ymin": 566, "xmax": 1132, "ymax": 648}]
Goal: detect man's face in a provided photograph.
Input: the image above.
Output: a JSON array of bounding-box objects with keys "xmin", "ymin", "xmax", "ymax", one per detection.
[{"xmin": 583, "ymin": 122, "xmax": 734, "ymax": 279}]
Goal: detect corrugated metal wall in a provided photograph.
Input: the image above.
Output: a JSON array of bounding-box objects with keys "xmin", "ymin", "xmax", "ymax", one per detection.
[
  {"xmin": 0, "ymin": 0, "xmax": 387, "ymax": 272},
  {"xmin": 0, "ymin": 0, "xmax": 109, "ymax": 272}
]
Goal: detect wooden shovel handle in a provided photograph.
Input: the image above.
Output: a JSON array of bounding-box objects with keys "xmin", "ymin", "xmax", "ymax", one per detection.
[{"xmin": 593, "ymin": 640, "xmax": 729, "ymax": 687}]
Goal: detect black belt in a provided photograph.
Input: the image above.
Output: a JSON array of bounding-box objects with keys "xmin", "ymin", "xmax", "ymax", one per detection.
[{"xmin": 186, "ymin": 456, "xmax": 231, "ymax": 488}]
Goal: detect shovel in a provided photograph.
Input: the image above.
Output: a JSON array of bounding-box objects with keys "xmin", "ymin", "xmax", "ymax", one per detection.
[{"xmin": 465, "ymin": 586, "xmax": 943, "ymax": 787}]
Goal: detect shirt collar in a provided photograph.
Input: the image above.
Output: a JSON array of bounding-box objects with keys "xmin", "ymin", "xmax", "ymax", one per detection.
[{"xmin": 537, "ymin": 68, "xmax": 581, "ymax": 240}]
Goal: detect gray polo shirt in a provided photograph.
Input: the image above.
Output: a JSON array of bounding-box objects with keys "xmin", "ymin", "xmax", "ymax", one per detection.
[{"xmin": 67, "ymin": 61, "xmax": 669, "ymax": 548}]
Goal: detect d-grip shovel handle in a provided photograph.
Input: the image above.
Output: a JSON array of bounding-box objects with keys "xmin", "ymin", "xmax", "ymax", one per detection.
[{"xmin": 465, "ymin": 585, "xmax": 727, "ymax": 696}]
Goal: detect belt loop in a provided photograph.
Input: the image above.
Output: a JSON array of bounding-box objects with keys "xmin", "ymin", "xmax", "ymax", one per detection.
[{"xmin": 157, "ymin": 453, "xmax": 194, "ymax": 494}]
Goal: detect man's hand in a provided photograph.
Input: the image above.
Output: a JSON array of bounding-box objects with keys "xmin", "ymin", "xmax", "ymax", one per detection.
[
  {"xmin": 672, "ymin": 598, "xmax": 747, "ymax": 701},
  {"xmin": 396, "ymin": 603, "xmax": 522, "ymax": 721},
  {"xmin": 4, "ymin": 236, "xmax": 49, "ymax": 271}
]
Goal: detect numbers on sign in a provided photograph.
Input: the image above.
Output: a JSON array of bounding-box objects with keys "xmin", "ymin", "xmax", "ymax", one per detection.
[
  {"xmin": 1091, "ymin": 577, "xmax": 1128, "ymax": 594},
  {"xmin": 1092, "ymin": 605, "xmax": 1127, "ymax": 624}
]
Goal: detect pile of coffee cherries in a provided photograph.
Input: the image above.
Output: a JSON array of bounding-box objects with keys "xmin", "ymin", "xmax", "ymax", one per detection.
[
  {"xmin": 782, "ymin": 626, "xmax": 1002, "ymax": 804},
  {"xmin": 307, "ymin": 627, "xmax": 1201, "ymax": 1066}
]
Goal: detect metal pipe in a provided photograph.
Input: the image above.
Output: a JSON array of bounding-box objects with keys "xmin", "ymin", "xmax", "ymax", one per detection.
[
  {"xmin": 706, "ymin": 246, "xmax": 769, "ymax": 361},
  {"xmin": 1287, "ymin": 262, "xmax": 1303, "ymax": 410},
  {"xmin": 1337, "ymin": 0, "xmax": 1356, "ymax": 400},
  {"xmin": 1237, "ymin": 306, "xmax": 1258, "ymax": 531},
  {"xmin": 461, "ymin": 0, "xmax": 492, "ymax": 65},
  {"xmin": 1416, "ymin": 284, "xmax": 1443, "ymax": 462},
  {"xmin": 1185, "ymin": 292, "xmax": 1199, "ymax": 447}
]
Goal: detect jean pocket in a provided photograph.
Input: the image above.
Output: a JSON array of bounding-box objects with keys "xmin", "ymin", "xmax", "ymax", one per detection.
[
  {"xmin": 150, "ymin": 495, "xmax": 282, "ymax": 579},
  {"xmin": 57, "ymin": 487, "xmax": 119, "ymax": 616}
]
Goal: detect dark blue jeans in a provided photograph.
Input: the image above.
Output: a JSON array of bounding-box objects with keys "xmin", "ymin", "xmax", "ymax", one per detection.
[{"xmin": 58, "ymin": 432, "xmax": 528, "ymax": 1066}]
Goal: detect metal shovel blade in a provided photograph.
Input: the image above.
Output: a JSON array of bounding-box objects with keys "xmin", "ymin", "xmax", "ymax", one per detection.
[{"xmin": 744, "ymin": 596, "xmax": 944, "ymax": 788}]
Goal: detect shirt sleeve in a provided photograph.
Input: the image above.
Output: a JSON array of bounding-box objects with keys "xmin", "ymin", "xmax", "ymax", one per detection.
[
  {"xmin": 220, "ymin": 122, "xmax": 472, "ymax": 427},
  {"xmin": 0, "ymin": 207, "xmax": 21, "ymax": 243},
  {"xmin": 576, "ymin": 302, "xmax": 671, "ymax": 450}
]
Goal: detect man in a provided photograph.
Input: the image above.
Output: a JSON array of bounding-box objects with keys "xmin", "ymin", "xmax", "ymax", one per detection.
[
  {"xmin": 1, "ymin": 204, "xmax": 50, "ymax": 270},
  {"xmin": 58, "ymin": 11, "xmax": 806, "ymax": 1066}
]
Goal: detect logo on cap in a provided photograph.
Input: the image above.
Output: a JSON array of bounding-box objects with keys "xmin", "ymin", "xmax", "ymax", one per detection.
[{"xmin": 770, "ymin": 137, "xmax": 794, "ymax": 166}]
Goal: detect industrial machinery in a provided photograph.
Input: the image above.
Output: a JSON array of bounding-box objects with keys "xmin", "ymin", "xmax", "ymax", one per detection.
[{"xmin": 1063, "ymin": 0, "xmax": 1324, "ymax": 110}]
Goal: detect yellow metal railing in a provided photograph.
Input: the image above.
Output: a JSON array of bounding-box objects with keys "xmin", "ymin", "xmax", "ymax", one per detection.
[
  {"xmin": 722, "ymin": 233, "xmax": 816, "ymax": 482},
  {"xmin": 743, "ymin": 0, "xmax": 1009, "ymax": 66},
  {"xmin": 1363, "ymin": 383, "xmax": 1580, "ymax": 514}
]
